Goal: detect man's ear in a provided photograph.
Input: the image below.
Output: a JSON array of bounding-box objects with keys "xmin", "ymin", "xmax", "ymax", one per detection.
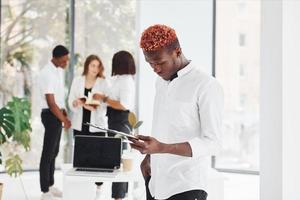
[{"xmin": 175, "ymin": 47, "xmax": 182, "ymax": 57}]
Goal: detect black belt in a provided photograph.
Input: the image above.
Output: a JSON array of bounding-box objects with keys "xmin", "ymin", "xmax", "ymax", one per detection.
[
  {"xmin": 42, "ymin": 108, "xmax": 51, "ymax": 113},
  {"xmin": 42, "ymin": 108, "xmax": 64, "ymax": 113}
]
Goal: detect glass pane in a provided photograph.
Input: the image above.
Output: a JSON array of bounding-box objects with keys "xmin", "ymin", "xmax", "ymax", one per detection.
[
  {"xmin": 74, "ymin": 0, "xmax": 137, "ymax": 77},
  {"xmin": 0, "ymin": 0, "xmax": 68, "ymax": 170},
  {"xmin": 215, "ymin": 0, "xmax": 261, "ymax": 171}
]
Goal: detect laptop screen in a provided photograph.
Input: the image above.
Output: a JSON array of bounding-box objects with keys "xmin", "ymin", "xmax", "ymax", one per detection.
[{"xmin": 73, "ymin": 135, "xmax": 121, "ymax": 169}]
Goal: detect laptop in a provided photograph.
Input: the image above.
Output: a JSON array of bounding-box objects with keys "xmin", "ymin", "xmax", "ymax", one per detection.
[{"xmin": 67, "ymin": 135, "xmax": 122, "ymax": 177}]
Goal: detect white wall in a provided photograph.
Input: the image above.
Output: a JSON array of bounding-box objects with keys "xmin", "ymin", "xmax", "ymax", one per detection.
[
  {"xmin": 137, "ymin": 0, "xmax": 214, "ymax": 134},
  {"xmin": 282, "ymin": 1, "xmax": 300, "ymax": 199},
  {"xmin": 260, "ymin": 1, "xmax": 300, "ymax": 200}
]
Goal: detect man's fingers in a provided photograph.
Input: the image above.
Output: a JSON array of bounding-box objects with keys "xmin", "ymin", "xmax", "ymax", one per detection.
[
  {"xmin": 137, "ymin": 135, "xmax": 151, "ymax": 141},
  {"xmin": 128, "ymin": 137, "xmax": 138, "ymax": 142},
  {"xmin": 129, "ymin": 143, "xmax": 139, "ymax": 149},
  {"xmin": 130, "ymin": 142, "xmax": 149, "ymax": 154},
  {"xmin": 130, "ymin": 138, "xmax": 146, "ymax": 148}
]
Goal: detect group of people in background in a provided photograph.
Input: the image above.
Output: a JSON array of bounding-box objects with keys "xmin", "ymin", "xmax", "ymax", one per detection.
[{"xmin": 39, "ymin": 45, "xmax": 136, "ymax": 200}]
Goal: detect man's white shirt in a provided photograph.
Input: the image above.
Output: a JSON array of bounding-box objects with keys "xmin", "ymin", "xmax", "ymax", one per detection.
[
  {"xmin": 149, "ymin": 62, "xmax": 224, "ymax": 199},
  {"xmin": 39, "ymin": 62, "xmax": 65, "ymax": 109}
]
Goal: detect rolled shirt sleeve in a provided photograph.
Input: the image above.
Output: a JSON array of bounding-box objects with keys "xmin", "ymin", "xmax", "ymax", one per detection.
[{"xmin": 188, "ymin": 80, "xmax": 224, "ymax": 158}]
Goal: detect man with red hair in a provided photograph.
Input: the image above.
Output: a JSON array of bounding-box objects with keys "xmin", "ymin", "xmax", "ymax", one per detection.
[{"xmin": 130, "ymin": 24, "xmax": 224, "ymax": 200}]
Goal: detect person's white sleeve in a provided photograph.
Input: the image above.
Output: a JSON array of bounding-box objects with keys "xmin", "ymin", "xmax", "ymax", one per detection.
[
  {"xmin": 93, "ymin": 78, "xmax": 108, "ymax": 112},
  {"xmin": 103, "ymin": 78, "xmax": 111, "ymax": 96},
  {"xmin": 40, "ymin": 73, "xmax": 55, "ymax": 95},
  {"xmin": 119, "ymin": 77, "xmax": 135, "ymax": 111},
  {"xmin": 188, "ymin": 80, "xmax": 224, "ymax": 158},
  {"xmin": 68, "ymin": 77, "xmax": 80, "ymax": 113}
]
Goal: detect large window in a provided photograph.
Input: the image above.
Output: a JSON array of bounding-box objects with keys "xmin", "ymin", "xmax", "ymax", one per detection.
[
  {"xmin": 0, "ymin": 0, "xmax": 69, "ymax": 170},
  {"xmin": 0, "ymin": 0, "xmax": 137, "ymax": 170},
  {"xmin": 214, "ymin": 0, "xmax": 261, "ymax": 172},
  {"xmin": 74, "ymin": 0, "xmax": 137, "ymax": 77}
]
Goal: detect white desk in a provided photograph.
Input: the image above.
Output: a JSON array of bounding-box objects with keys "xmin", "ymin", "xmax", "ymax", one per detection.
[
  {"xmin": 62, "ymin": 164, "xmax": 224, "ymax": 200},
  {"xmin": 62, "ymin": 164, "xmax": 143, "ymax": 200}
]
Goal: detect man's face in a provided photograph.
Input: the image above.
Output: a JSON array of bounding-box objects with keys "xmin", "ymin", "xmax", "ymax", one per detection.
[
  {"xmin": 143, "ymin": 48, "xmax": 180, "ymax": 80},
  {"xmin": 56, "ymin": 55, "xmax": 69, "ymax": 69}
]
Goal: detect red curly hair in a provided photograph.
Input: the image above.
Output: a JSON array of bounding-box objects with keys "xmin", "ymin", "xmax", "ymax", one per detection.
[{"xmin": 140, "ymin": 24, "xmax": 178, "ymax": 51}]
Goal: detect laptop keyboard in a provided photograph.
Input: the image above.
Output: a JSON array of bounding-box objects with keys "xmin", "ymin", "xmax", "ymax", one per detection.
[{"xmin": 76, "ymin": 168, "xmax": 114, "ymax": 173}]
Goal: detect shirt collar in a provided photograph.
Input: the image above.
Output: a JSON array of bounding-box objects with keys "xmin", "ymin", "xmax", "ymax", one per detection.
[
  {"xmin": 164, "ymin": 61, "xmax": 193, "ymax": 82},
  {"xmin": 169, "ymin": 72, "xmax": 178, "ymax": 81},
  {"xmin": 49, "ymin": 61, "xmax": 62, "ymax": 73},
  {"xmin": 177, "ymin": 60, "xmax": 193, "ymax": 77}
]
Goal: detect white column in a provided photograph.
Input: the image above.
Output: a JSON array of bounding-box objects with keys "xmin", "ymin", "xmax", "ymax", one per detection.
[
  {"xmin": 282, "ymin": 1, "xmax": 300, "ymax": 200},
  {"xmin": 260, "ymin": 1, "xmax": 282, "ymax": 199},
  {"xmin": 260, "ymin": 1, "xmax": 300, "ymax": 200}
]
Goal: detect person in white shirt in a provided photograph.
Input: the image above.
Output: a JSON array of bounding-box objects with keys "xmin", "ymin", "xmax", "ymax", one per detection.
[
  {"xmin": 39, "ymin": 45, "xmax": 71, "ymax": 200},
  {"xmin": 68, "ymin": 54, "xmax": 108, "ymax": 200},
  {"xmin": 130, "ymin": 24, "xmax": 224, "ymax": 200},
  {"xmin": 68, "ymin": 54, "xmax": 108, "ymax": 136},
  {"xmin": 94, "ymin": 50, "xmax": 136, "ymax": 200}
]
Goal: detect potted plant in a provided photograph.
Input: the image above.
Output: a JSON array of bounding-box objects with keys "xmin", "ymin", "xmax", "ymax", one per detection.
[
  {"xmin": 128, "ymin": 112, "xmax": 143, "ymax": 134},
  {"xmin": 0, "ymin": 97, "xmax": 31, "ymax": 198},
  {"xmin": 0, "ymin": 96, "xmax": 31, "ymax": 175},
  {"xmin": 114, "ymin": 112, "xmax": 143, "ymax": 139}
]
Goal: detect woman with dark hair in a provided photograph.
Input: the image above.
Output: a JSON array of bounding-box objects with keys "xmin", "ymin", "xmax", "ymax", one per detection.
[{"xmin": 94, "ymin": 50, "xmax": 136, "ymax": 200}]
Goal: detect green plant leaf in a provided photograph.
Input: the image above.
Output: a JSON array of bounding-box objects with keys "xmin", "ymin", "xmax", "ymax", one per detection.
[
  {"xmin": 0, "ymin": 97, "xmax": 32, "ymax": 177},
  {"xmin": 0, "ymin": 107, "xmax": 15, "ymax": 143},
  {"xmin": 6, "ymin": 97, "xmax": 31, "ymax": 148},
  {"xmin": 5, "ymin": 155, "xmax": 23, "ymax": 177},
  {"xmin": 133, "ymin": 121, "xmax": 143, "ymax": 129}
]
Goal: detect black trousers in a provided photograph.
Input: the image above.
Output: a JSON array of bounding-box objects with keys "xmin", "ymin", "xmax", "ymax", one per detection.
[
  {"xmin": 39, "ymin": 109, "xmax": 62, "ymax": 192},
  {"xmin": 145, "ymin": 176, "xmax": 208, "ymax": 200}
]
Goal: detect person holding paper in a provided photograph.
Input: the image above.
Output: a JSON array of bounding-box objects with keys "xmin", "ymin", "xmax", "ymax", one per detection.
[
  {"xmin": 130, "ymin": 24, "xmax": 224, "ymax": 200},
  {"xmin": 68, "ymin": 54, "xmax": 108, "ymax": 137}
]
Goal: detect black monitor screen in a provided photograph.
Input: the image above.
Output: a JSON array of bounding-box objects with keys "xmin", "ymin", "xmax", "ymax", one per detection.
[{"xmin": 73, "ymin": 135, "xmax": 121, "ymax": 169}]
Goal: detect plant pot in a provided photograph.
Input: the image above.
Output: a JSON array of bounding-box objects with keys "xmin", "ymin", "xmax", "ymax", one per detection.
[{"xmin": 0, "ymin": 182, "xmax": 3, "ymax": 200}]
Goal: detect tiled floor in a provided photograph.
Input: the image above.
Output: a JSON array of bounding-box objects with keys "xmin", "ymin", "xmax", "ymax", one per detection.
[
  {"xmin": 0, "ymin": 170, "xmax": 259, "ymax": 200},
  {"xmin": 0, "ymin": 171, "xmax": 63, "ymax": 200}
]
